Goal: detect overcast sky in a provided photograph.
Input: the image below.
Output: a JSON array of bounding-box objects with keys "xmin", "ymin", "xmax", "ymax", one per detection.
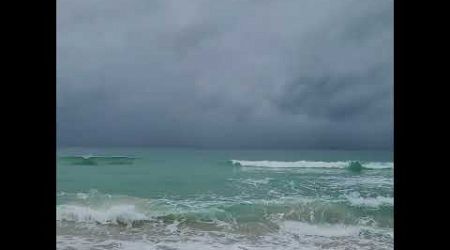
[{"xmin": 57, "ymin": 0, "xmax": 393, "ymax": 149}]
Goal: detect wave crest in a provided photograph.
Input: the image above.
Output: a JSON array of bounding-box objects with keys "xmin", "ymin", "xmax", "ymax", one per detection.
[
  {"xmin": 230, "ymin": 160, "xmax": 393, "ymax": 170},
  {"xmin": 57, "ymin": 204, "xmax": 148, "ymax": 226},
  {"xmin": 59, "ymin": 155, "xmax": 136, "ymax": 165},
  {"xmin": 57, "ymin": 191, "xmax": 393, "ymax": 230},
  {"xmin": 344, "ymin": 192, "xmax": 393, "ymax": 208}
]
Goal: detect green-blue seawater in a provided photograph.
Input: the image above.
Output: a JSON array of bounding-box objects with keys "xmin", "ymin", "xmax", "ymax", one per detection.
[{"xmin": 57, "ymin": 147, "xmax": 393, "ymax": 250}]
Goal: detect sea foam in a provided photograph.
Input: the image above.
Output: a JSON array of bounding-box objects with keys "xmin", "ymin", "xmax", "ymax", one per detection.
[
  {"xmin": 344, "ymin": 192, "xmax": 393, "ymax": 208},
  {"xmin": 57, "ymin": 204, "xmax": 148, "ymax": 226},
  {"xmin": 230, "ymin": 160, "xmax": 393, "ymax": 169}
]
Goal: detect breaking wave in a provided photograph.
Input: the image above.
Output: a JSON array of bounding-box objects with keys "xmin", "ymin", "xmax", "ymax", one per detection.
[
  {"xmin": 57, "ymin": 190, "xmax": 393, "ymax": 250},
  {"xmin": 230, "ymin": 160, "xmax": 393, "ymax": 170},
  {"xmin": 58, "ymin": 155, "xmax": 137, "ymax": 165},
  {"xmin": 344, "ymin": 192, "xmax": 393, "ymax": 208},
  {"xmin": 57, "ymin": 204, "xmax": 148, "ymax": 226},
  {"xmin": 57, "ymin": 191, "xmax": 393, "ymax": 229}
]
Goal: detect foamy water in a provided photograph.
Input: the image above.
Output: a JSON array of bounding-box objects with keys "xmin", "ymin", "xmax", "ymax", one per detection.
[
  {"xmin": 231, "ymin": 159, "xmax": 393, "ymax": 169},
  {"xmin": 57, "ymin": 148, "xmax": 393, "ymax": 249}
]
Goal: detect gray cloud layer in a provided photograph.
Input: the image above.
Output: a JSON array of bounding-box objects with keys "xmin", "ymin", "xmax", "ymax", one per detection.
[{"xmin": 57, "ymin": 0, "xmax": 393, "ymax": 149}]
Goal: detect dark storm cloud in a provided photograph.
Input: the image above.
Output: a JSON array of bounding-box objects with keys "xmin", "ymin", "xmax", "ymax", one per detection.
[{"xmin": 57, "ymin": 0, "xmax": 393, "ymax": 149}]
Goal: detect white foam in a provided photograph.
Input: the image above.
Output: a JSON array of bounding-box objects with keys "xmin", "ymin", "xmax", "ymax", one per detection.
[
  {"xmin": 77, "ymin": 155, "xmax": 135, "ymax": 159},
  {"xmin": 56, "ymin": 232, "xmax": 342, "ymax": 250},
  {"xmin": 232, "ymin": 160, "xmax": 349, "ymax": 168},
  {"xmin": 57, "ymin": 208, "xmax": 392, "ymax": 250},
  {"xmin": 57, "ymin": 236, "xmax": 309, "ymax": 250},
  {"xmin": 344, "ymin": 192, "xmax": 393, "ymax": 207},
  {"xmin": 231, "ymin": 160, "xmax": 393, "ymax": 169},
  {"xmin": 76, "ymin": 192, "xmax": 89, "ymax": 200},
  {"xmin": 231, "ymin": 177, "xmax": 273, "ymax": 186},
  {"xmin": 281, "ymin": 221, "xmax": 361, "ymax": 237},
  {"xmin": 56, "ymin": 204, "xmax": 148, "ymax": 226},
  {"xmin": 362, "ymin": 162, "xmax": 394, "ymax": 169},
  {"xmin": 57, "ymin": 223, "xmax": 392, "ymax": 250}
]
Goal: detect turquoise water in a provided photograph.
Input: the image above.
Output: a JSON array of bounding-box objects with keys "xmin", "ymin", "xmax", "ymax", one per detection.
[{"xmin": 57, "ymin": 147, "xmax": 393, "ymax": 250}]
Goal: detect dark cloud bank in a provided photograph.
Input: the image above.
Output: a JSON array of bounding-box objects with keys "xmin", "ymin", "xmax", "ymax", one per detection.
[{"xmin": 57, "ymin": 0, "xmax": 393, "ymax": 149}]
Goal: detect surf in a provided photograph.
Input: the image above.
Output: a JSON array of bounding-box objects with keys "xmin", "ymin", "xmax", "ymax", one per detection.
[
  {"xmin": 59, "ymin": 155, "xmax": 137, "ymax": 165},
  {"xmin": 230, "ymin": 160, "xmax": 393, "ymax": 171}
]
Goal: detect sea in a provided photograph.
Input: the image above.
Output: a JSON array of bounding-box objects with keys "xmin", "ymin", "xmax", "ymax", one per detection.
[{"xmin": 57, "ymin": 147, "xmax": 393, "ymax": 250}]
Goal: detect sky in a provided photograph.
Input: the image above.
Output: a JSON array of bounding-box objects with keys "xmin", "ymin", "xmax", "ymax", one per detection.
[{"xmin": 57, "ymin": 0, "xmax": 393, "ymax": 149}]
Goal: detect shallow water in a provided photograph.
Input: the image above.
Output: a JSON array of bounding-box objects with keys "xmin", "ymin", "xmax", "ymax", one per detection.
[{"xmin": 57, "ymin": 147, "xmax": 393, "ymax": 250}]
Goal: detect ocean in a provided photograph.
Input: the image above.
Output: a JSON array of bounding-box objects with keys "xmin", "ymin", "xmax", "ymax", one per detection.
[{"xmin": 57, "ymin": 147, "xmax": 393, "ymax": 250}]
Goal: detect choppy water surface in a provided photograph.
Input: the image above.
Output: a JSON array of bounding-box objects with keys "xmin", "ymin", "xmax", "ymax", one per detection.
[{"xmin": 57, "ymin": 148, "xmax": 393, "ymax": 250}]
